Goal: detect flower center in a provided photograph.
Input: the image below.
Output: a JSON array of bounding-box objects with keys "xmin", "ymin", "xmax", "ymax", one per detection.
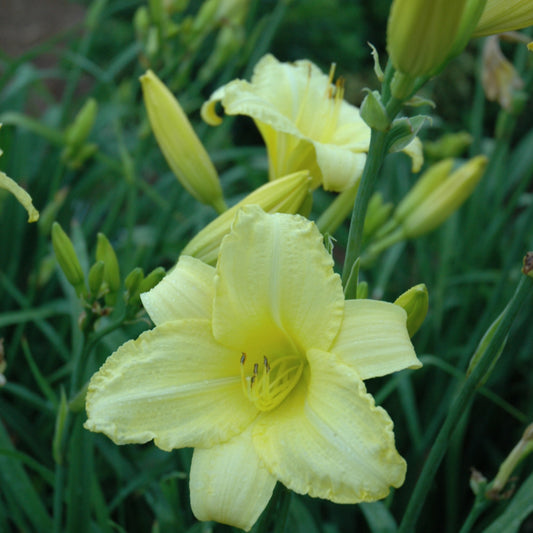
[{"xmin": 239, "ymin": 352, "xmax": 304, "ymax": 412}]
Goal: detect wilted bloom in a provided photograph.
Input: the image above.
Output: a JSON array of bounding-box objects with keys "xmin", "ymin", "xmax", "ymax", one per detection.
[
  {"xmin": 85, "ymin": 206, "xmax": 420, "ymax": 531},
  {"xmin": 482, "ymin": 36, "xmax": 524, "ymax": 110},
  {"xmin": 141, "ymin": 70, "xmax": 227, "ymax": 213},
  {"xmin": 202, "ymin": 54, "xmax": 422, "ymax": 192},
  {"xmin": 182, "ymin": 170, "xmax": 311, "ymax": 264}
]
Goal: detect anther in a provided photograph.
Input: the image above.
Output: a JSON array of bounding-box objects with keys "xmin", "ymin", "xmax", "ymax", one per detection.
[
  {"xmin": 240, "ymin": 352, "xmax": 246, "ymax": 365},
  {"xmin": 253, "ymin": 363, "xmax": 259, "ymax": 375},
  {"xmin": 263, "ymin": 356, "xmax": 270, "ymax": 373}
]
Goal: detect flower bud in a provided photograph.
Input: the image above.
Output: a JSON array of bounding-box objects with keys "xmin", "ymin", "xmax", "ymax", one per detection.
[
  {"xmin": 316, "ymin": 182, "xmax": 358, "ymax": 236},
  {"xmin": 88, "ymin": 260, "xmax": 105, "ymax": 298},
  {"xmin": 65, "ymin": 98, "xmax": 98, "ymax": 148},
  {"xmin": 139, "ymin": 266, "xmax": 166, "ymax": 294},
  {"xmin": 360, "ymin": 90, "xmax": 390, "ymax": 131},
  {"xmin": 395, "ymin": 159, "xmax": 454, "ymax": 223},
  {"xmin": 52, "ymin": 222, "xmax": 86, "ymax": 296},
  {"xmin": 182, "ymin": 170, "xmax": 311, "ymax": 264},
  {"xmin": 140, "ymin": 70, "xmax": 227, "ymax": 213},
  {"xmin": 399, "ymin": 156, "xmax": 487, "ymax": 238},
  {"xmin": 387, "ymin": 0, "xmax": 469, "ymax": 78},
  {"xmin": 424, "ymin": 132, "xmax": 472, "ymax": 159},
  {"xmin": 363, "ymin": 192, "xmax": 394, "ymax": 239},
  {"xmin": 394, "ymin": 283, "xmax": 429, "ymax": 337},
  {"xmin": 124, "ymin": 267, "xmax": 145, "ymax": 300},
  {"xmin": 96, "ymin": 233, "xmax": 121, "ymax": 305}
]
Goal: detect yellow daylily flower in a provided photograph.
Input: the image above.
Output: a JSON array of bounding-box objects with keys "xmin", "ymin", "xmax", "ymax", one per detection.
[
  {"xmin": 474, "ymin": 0, "xmax": 533, "ymax": 36},
  {"xmin": 85, "ymin": 206, "xmax": 420, "ymax": 531},
  {"xmin": 202, "ymin": 54, "xmax": 422, "ymax": 192}
]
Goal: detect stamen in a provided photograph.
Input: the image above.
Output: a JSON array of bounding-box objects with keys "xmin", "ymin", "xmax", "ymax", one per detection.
[{"xmin": 239, "ymin": 353, "xmax": 304, "ymax": 412}]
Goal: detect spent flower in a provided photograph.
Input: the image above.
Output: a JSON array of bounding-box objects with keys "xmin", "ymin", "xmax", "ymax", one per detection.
[{"xmin": 85, "ymin": 206, "xmax": 420, "ymax": 531}]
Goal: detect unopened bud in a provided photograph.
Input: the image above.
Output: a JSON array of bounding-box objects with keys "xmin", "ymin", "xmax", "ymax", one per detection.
[
  {"xmin": 182, "ymin": 171, "xmax": 311, "ymax": 264},
  {"xmin": 387, "ymin": 0, "xmax": 469, "ymax": 78},
  {"xmin": 394, "ymin": 283, "xmax": 429, "ymax": 337},
  {"xmin": 65, "ymin": 99, "xmax": 98, "ymax": 148},
  {"xmin": 52, "ymin": 222, "xmax": 86, "ymax": 296},
  {"xmin": 96, "ymin": 234, "xmax": 121, "ymax": 297},
  {"xmin": 400, "ymin": 156, "xmax": 487, "ymax": 238},
  {"xmin": 124, "ymin": 267, "xmax": 145, "ymax": 300},
  {"xmin": 363, "ymin": 192, "xmax": 394, "ymax": 239},
  {"xmin": 360, "ymin": 90, "xmax": 390, "ymax": 131},
  {"xmin": 88, "ymin": 261, "xmax": 105, "ymax": 298},
  {"xmin": 139, "ymin": 266, "xmax": 166, "ymax": 294},
  {"xmin": 140, "ymin": 70, "xmax": 227, "ymax": 213},
  {"xmin": 424, "ymin": 132, "xmax": 472, "ymax": 160}
]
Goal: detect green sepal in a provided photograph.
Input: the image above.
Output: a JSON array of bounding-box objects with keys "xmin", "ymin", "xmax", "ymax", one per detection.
[
  {"xmin": 386, "ymin": 115, "xmax": 431, "ymax": 154},
  {"xmin": 360, "ymin": 89, "xmax": 390, "ymax": 132}
]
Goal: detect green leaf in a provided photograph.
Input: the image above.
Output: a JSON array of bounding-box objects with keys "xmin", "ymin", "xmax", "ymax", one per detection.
[{"xmin": 360, "ymin": 501, "xmax": 398, "ymax": 533}]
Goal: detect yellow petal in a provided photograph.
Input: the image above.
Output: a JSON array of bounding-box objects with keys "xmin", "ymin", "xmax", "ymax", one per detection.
[
  {"xmin": 213, "ymin": 206, "xmax": 344, "ymax": 356},
  {"xmin": 474, "ymin": 0, "xmax": 533, "ymax": 36},
  {"xmin": 313, "ymin": 142, "xmax": 366, "ymax": 191},
  {"xmin": 331, "ymin": 299, "xmax": 421, "ymax": 380},
  {"xmin": 401, "ymin": 137, "xmax": 424, "ymax": 173},
  {"xmin": 0, "ymin": 171, "xmax": 39, "ymax": 222},
  {"xmin": 85, "ymin": 319, "xmax": 257, "ymax": 451},
  {"xmin": 190, "ymin": 427, "xmax": 276, "ymax": 531},
  {"xmin": 253, "ymin": 349, "xmax": 406, "ymax": 502},
  {"xmin": 141, "ymin": 256, "xmax": 215, "ymax": 325}
]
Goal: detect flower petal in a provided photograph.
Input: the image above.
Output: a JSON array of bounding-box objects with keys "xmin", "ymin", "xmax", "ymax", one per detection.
[
  {"xmin": 331, "ymin": 299, "xmax": 421, "ymax": 380},
  {"xmin": 190, "ymin": 427, "xmax": 276, "ymax": 531},
  {"xmin": 85, "ymin": 319, "xmax": 257, "ymax": 451},
  {"xmin": 213, "ymin": 206, "xmax": 344, "ymax": 356},
  {"xmin": 141, "ymin": 256, "xmax": 215, "ymax": 325},
  {"xmin": 313, "ymin": 142, "xmax": 366, "ymax": 191},
  {"xmin": 253, "ymin": 349, "xmax": 406, "ymax": 503}
]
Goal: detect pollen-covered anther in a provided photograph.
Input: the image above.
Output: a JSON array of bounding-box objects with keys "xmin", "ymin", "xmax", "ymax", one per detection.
[{"xmin": 239, "ymin": 352, "xmax": 304, "ymax": 411}]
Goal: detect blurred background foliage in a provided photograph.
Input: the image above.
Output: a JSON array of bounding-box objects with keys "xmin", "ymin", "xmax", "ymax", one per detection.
[{"xmin": 0, "ymin": 0, "xmax": 532, "ymax": 532}]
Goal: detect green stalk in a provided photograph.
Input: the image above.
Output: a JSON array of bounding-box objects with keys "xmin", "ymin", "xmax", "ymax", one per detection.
[
  {"xmin": 398, "ymin": 272, "xmax": 533, "ymax": 533},
  {"xmin": 341, "ymin": 128, "xmax": 388, "ymax": 291}
]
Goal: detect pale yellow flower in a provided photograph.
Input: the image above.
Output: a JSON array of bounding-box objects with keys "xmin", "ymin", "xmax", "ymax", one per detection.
[
  {"xmin": 202, "ymin": 54, "xmax": 422, "ymax": 192},
  {"xmin": 85, "ymin": 206, "xmax": 420, "ymax": 531}
]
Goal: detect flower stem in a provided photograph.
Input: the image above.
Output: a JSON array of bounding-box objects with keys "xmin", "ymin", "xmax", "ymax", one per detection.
[
  {"xmin": 342, "ymin": 128, "xmax": 388, "ymax": 293},
  {"xmin": 398, "ymin": 271, "xmax": 533, "ymax": 533}
]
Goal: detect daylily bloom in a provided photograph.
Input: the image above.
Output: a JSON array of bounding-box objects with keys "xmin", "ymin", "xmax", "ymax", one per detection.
[
  {"xmin": 85, "ymin": 206, "xmax": 420, "ymax": 531},
  {"xmin": 202, "ymin": 54, "xmax": 422, "ymax": 192}
]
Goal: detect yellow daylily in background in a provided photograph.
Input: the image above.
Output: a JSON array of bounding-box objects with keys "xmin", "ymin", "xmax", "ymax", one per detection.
[
  {"xmin": 85, "ymin": 206, "xmax": 420, "ymax": 531},
  {"xmin": 474, "ymin": 0, "xmax": 533, "ymax": 36},
  {"xmin": 202, "ymin": 54, "xmax": 422, "ymax": 192}
]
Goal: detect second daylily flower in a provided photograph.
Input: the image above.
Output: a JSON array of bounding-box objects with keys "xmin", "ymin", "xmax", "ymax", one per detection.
[
  {"xmin": 202, "ymin": 54, "xmax": 422, "ymax": 192},
  {"xmin": 85, "ymin": 206, "xmax": 421, "ymax": 531}
]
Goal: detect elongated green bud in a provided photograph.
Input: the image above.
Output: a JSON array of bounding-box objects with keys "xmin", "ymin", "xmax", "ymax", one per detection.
[
  {"xmin": 124, "ymin": 267, "xmax": 145, "ymax": 299},
  {"xmin": 363, "ymin": 192, "xmax": 394, "ymax": 239},
  {"xmin": 395, "ymin": 159, "xmax": 454, "ymax": 223},
  {"xmin": 316, "ymin": 182, "xmax": 358, "ymax": 236},
  {"xmin": 0, "ymin": 170, "xmax": 39, "ymax": 223},
  {"xmin": 183, "ymin": 170, "xmax": 311, "ymax": 264},
  {"xmin": 400, "ymin": 155, "xmax": 487, "ymax": 238},
  {"xmin": 88, "ymin": 261, "xmax": 105, "ymax": 298},
  {"xmin": 140, "ymin": 70, "xmax": 227, "ymax": 213},
  {"xmin": 139, "ymin": 266, "xmax": 166, "ymax": 294},
  {"xmin": 96, "ymin": 233, "xmax": 121, "ymax": 294},
  {"xmin": 360, "ymin": 90, "xmax": 390, "ymax": 131},
  {"xmin": 52, "ymin": 222, "xmax": 85, "ymax": 296},
  {"xmin": 65, "ymin": 98, "xmax": 98, "ymax": 148},
  {"xmin": 394, "ymin": 284, "xmax": 428, "ymax": 337}
]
